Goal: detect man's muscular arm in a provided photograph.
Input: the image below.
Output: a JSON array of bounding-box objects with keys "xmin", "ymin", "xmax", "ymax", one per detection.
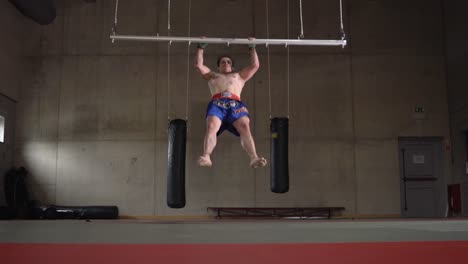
[
  {"xmin": 194, "ymin": 46, "xmax": 213, "ymax": 80},
  {"xmin": 239, "ymin": 40, "xmax": 260, "ymax": 81}
]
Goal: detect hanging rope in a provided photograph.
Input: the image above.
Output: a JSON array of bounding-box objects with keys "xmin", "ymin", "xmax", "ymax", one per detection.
[
  {"xmin": 339, "ymin": 0, "xmax": 346, "ymax": 40},
  {"xmin": 185, "ymin": 0, "xmax": 192, "ymax": 121},
  {"xmin": 111, "ymin": 0, "xmax": 119, "ymax": 43},
  {"xmin": 287, "ymin": 0, "xmax": 290, "ymax": 40},
  {"xmin": 298, "ymin": 0, "xmax": 304, "ymax": 39},
  {"xmin": 266, "ymin": 0, "xmax": 272, "ymax": 119},
  {"xmin": 167, "ymin": 0, "xmax": 171, "ymax": 32}
]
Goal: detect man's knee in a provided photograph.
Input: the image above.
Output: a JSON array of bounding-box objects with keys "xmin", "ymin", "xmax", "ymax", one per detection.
[
  {"xmin": 235, "ymin": 118, "xmax": 250, "ymax": 133},
  {"xmin": 206, "ymin": 119, "xmax": 221, "ymax": 133}
]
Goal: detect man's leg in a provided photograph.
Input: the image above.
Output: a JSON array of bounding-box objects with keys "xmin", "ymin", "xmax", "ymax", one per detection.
[
  {"xmin": 198, "ymin": 116, "xmax": 222, "ymax": 167},
  {"xmin": 232, "ymin": 116, "xmax": 267, "ymax": 168}
]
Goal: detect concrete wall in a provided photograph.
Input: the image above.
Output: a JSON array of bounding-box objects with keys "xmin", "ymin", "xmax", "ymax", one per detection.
[
  {"xmin": 14, "ymin": 0, "xmax": 451, "ymax": 216},
  {"xmin": 444, "ymin": 0, "xmax": 468, "ymax": 216},
  {"xmin": 0, "ymin": 1, "xmax": 25, "ymax": 100},
  {"xmin": 0, "ymin": 1, "xmax": 26, "ymax": 205}
]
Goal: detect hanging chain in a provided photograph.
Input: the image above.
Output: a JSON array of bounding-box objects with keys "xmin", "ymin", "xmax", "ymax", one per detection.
[
  {"xmin": 167, "ymin": 0, "xmax": 171, "ymax": 120},
  {"xmin": 299, "ymin": 0, "xmax": 304, "ymax": 38},
  {"xmin": 167, "ymin": 46, "xmax": 171, "ymax": 120},
  {"xmin": 266, "ymin": 0, "xmax": 272, "ymax": 119},
  {"xmin": 185, "ymin": 0, "xmax": 192, "ymax": 121},
  {"xmin": 287, "ymin": 0, "xmax": 290, "ymax": 118}
]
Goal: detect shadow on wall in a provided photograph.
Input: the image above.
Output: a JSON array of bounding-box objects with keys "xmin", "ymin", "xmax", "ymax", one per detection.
[
  {"xmin": 8, "ymin": 0, "xmax": 56, "ymax": 25},
  {"xmin": 0, "ymin": 167, "xmax": 119, "ymax": 220}
]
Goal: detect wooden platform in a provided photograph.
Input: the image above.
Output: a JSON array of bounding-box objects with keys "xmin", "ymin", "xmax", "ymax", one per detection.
[{"xmin": 207, "ymin": 207, "xmax": 345, "ymax": 219}]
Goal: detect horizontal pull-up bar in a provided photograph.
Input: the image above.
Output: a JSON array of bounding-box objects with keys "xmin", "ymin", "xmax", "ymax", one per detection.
[{"xmin": 110, "ymin": 34, "xmax": 347, "ymax": 47}]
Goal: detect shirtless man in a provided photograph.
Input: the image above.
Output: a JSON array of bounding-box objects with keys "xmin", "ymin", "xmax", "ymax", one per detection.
[{"xmin": 195, "ymin": 38, "xmax": 267, "ymax": 168}]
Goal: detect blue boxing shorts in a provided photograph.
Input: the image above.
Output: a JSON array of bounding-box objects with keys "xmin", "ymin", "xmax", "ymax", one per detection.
[{"xmin": 206, "ymin": 92, "xmax": 249, "ymax": 136}]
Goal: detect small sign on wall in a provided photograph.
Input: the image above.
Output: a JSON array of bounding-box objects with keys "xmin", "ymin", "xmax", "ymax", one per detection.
[
  {"xmin": 412, "ymin": 155, "xmax": 425, "ymax": 164},
  {"xmin": 413, "ymin": 106, "xmax": 426, "ymax": 120},
  {"xmin": 414, "ymin": 107, "xmax": 425, "ymax": 113}
]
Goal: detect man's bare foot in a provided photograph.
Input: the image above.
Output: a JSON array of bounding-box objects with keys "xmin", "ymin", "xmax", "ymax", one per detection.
[
  {"xmin": 198, "ymin": 155, "xmax": 212, "ymax": 167},
  {"xmin": 250, "ymin": 157, "xmax": 267, "ymax": 168}
]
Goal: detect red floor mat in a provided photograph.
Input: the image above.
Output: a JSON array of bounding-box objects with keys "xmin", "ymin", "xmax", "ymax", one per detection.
[{"xmin": 1, "ymin": 241, "xmax": 467, "ymax": 264}]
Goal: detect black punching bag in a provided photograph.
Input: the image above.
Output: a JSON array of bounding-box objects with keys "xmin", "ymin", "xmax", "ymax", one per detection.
[
  {"xmin": 167, "ymin": 119, "xmax": 187, "ymax": 208},
  {"xmin": 270, "ymin": 117, "xmax": 289, "ymax": 193}
]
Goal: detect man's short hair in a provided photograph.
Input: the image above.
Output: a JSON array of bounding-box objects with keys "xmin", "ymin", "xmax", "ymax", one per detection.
[{"xmin": 217, "ymin": 55, "xmax": 235, "ymax": 67}]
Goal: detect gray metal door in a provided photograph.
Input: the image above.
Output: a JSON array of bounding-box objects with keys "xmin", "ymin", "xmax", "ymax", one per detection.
[{"xmin": 399, "ymin": 137, "xmax": 445, "ymax": 218}]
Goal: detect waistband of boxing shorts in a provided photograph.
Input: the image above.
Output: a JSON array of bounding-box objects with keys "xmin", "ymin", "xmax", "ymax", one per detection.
[
  {"xmin": 211, "ymin": 92, "xmax": 241, "ymax": 101},
  {"xmin": 212, "ymin": 100, "xmax": 240, "ymax": 109}
]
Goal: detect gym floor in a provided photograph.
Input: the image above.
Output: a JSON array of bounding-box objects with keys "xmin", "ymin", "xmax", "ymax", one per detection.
[{"xmin": 1, "ymin": 218, "xmax": 468, "ymax": 263}]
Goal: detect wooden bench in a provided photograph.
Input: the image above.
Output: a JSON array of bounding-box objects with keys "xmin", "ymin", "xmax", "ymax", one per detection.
[{"xmin": 207, "ymin": 207, "xmax": 345, "ymax": 219}]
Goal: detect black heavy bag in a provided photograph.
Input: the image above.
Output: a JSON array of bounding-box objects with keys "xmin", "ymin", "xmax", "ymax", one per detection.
[
  {"xmin": 270, "ymin": 117, "xmax": 289, "ymax": 193},
  {"xmin": 167, "ymin": 119, "xmax": 187, "ymax": 208},
  {"xmin": 9, "ymin": 0, "xmax": 56, "ymax": 25},
  {"xmin": 4, "ymin": 167, "xmax": 31, "ymax": 218},
  {"xmin": 0, "ymin": 206, "xmax": 16, "ymax": 220},
  {"xmin": 42, "ymin": 205, "xmax": 119, "ymax": 220}
]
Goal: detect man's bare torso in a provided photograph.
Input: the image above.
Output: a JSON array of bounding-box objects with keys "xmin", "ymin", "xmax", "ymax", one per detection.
[{"xmin": 208, "ymin": 72, "xmax": 245, "ymax": 97}]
